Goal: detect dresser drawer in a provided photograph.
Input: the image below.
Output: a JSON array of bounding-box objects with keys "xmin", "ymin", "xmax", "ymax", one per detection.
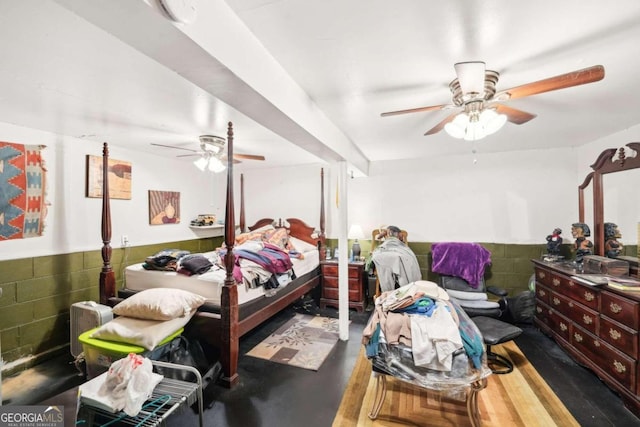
[
  {"xmin": 572, "ymin": 325, "xmax": 636, "ymax": 392},
  {"xmin": 563, "ymin": 279, "xmax": 599, "ymax": 310},
  {"xmin": 601, "ymin": 291, "xmax": 639, "ymax": 330},
  {"xmin": 322, "ymin": 264, "xmax": 338, "ymax": 277},
  {"xmin": 547, "ymin": 308, "xmax": 572, "ymax": 342},
  {"xmin": 563, "ymin": 298, "xmax": 599, "ymax": 335},
  {"xmin": 322, "ymin": 285, "xmax": 361, "ymax": 302},
  {"xmin": 535, "ymin": 283, "xmax": 551, "ymax": 305},
  {"xmin": 599, "ymin": 316, "xmax": 638, "ymax": 359},
  {"xmin": 321, "ymin": 263, "xmax": 360, "ymax": 279}
]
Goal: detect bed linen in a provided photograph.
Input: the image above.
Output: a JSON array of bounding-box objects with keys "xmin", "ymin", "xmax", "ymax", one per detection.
[{"xmin": 124, "ymin": 249, "xmax": 319, "ymax": 307}]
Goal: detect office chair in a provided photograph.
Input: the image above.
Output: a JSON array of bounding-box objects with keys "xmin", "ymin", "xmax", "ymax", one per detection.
[{"xmin": 433, "ymin": 242, "xmax": 523, "ymax": 374}]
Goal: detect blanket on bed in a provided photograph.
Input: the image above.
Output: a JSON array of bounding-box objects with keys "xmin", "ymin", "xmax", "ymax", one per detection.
[{"xmin": 219, "ymin": 242, "xmax": 294, "ymax": 289}]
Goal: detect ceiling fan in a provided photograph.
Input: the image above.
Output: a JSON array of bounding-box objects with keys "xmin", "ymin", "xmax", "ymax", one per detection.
[
  {"xmin": 381, "ymin": 62, "xmax": 605, "ymax": 140},
  {"xmin": 151, "ymin": 135, "xmax": 266, "ymax": 166}
]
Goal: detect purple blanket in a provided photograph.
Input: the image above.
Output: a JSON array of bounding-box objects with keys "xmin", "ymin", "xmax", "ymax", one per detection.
[{"xmin": 431, "ymin": 242, "xmax": 491, "ymax": 289}]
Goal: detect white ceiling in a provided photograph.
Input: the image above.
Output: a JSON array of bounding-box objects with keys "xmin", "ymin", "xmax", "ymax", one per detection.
[{"xmin": 3, "ymin": 1, "xmax": 640, "ymax": 174}]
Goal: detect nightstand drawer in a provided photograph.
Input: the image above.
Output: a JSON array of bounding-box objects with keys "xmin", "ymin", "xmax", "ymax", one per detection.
[{"xmin": 321, "ymin": 263, "xmax": 360, "ymax": 279}]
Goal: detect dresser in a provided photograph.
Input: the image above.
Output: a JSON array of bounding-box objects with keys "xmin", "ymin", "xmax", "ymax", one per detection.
[
  {"xmin": 532, "ymin": 259, "xmax": 640, "ymax": 417},
  {"xmin": 319, "ymin": 260, "xmax": 366, "ymax": 312}
]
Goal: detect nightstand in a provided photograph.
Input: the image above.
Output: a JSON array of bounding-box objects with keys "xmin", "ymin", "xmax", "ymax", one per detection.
[{"xmin": 319, "ymin": 260, "xmax": 366, "ymax": 312}]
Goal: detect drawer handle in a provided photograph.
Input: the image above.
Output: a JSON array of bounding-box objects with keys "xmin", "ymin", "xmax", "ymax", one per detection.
[
  {"xmin": 539, "ymin": 289, "xmax": 546, "ymax": 297},
  {"xmin": 574, "ymin": 332, "xmax": 583, "ymax": 342},
  {"xmin": 568, "ymin": 302, "xmax": 574, "ymax": 308},
  {"xmin": 583, "ymin": 315, "xmax": 593, "ymax": 325},
  {"xmin": 552, "ymin": 278, "xmax": 560, "ymax": 287},
  {"xmin": 610, "ymin": 303, "xmax": 622, "ymax": 314},
  {"xmin": 536, "ymin": 306, "xmax": 542, "ymax": 313},
  {"xmin": 584, "ymin": 291, "xmax": 595, "ymax": 302},
  {"xmin": 568, "ymin": 281, "xmax": 575, "ymax": 288},
  {"xmin": 560, "ymin": 322, "xmax": 567, "ymax": 332},
  {"xmin": 609, "ymin": 328, "xmax": 622, "ymax": 340},
  {"xmin": 594, "ymin": 340, "xmax": 601, "ymax": 347},
  {"xmin": 538, "ymin": 271, "xmax": 546, "ymax": 279},
  {"xmin": 614, "ymin": 360, "xmax": 626, "ymax": 374},
  {"xmin": 553, "ymin": 297, "xmax": 560, "ymax": 306}
]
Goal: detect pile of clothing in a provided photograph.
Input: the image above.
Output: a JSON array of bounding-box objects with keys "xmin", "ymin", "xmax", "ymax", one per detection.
[{"xmin": 362, "ymin": 281, "xmax": 490, "ymax": 391}]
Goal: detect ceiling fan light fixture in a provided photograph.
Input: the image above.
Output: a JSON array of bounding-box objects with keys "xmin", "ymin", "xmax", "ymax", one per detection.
[
  {"xmin": 444, "ymin": 113, "xmax": 469, "ymax": 138},
  {"xmin": 445, "ymin": 108, "xmax": 507, "ymax": 141},
  {"xmin": 208, "ymin": 156, "xmax": 226, "ymax": 173},
  {"xmin": 480, "ymin": 108, "xmax": 508, "ymax": 135},
  {"xmin": 194, "ymin": 156, "xmax": 208, "ymax": 171},
  {"xmin": 454, "ymin": 61, "xmax": 486, "ymax": 95}
]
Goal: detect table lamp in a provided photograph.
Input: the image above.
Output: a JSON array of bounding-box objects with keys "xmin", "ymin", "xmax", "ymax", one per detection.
[{"xmin": 348, "ymin": 224, "xmax": 365, "ymax": 260}]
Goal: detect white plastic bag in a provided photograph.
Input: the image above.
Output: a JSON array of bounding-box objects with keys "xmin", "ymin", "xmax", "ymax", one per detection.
[{"xmin": 99, "ymin": 353, "xmax": 163, "ymax": 416}]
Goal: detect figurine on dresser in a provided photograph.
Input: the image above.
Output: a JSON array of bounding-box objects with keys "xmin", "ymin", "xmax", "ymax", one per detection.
[
  {"xmin": 545, "ymin": 227, "xmax": 563, "ymax": 256},
  {"xmin": 571, "ymin": 222, "xmax": 593, "ymax": 263},
  {"xmin": 604, "ymin": 222, "xmax": 624, "ymax": 258}
]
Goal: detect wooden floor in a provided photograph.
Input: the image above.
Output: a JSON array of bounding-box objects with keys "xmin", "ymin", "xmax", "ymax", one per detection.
[{"xmin": 3, "ymin": 297, "xmax": 640, "ymax": 427}]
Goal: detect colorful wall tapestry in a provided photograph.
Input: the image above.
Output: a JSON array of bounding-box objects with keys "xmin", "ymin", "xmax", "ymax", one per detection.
[{"xmin": 0, "ymin": 142, "xmax": 47, "ymax": 240}]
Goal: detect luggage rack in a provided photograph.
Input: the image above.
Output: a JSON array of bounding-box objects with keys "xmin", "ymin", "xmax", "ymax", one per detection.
[{"xmin": 77, "ymin": 360, "xmax": 203, "ymax": 427}]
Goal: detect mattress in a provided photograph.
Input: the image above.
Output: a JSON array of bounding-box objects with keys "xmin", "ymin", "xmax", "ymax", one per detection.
[{"xmin": 124, "ymin": 249, "xmax": 319, "ymax": 307}]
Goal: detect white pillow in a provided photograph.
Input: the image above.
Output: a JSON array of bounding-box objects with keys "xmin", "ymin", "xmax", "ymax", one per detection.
[
  {"xmin": 289, "ymin": 236, "xmax": 318, "ymax": 253},
  {"xmin": 91, "ymin": 315, "xmax": 192, "ymax": 350},
  {"xmin": 113, "ymin": 288, "xmax": 205, "ymax": 321}
]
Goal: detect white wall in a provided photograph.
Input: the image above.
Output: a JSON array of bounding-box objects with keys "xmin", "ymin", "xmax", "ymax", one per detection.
[
  {"xmin": 0, "ymin": 122, "xmax": 225, "ymax": 261},
  {"xmin": 240, "ymin": 127, "xmax": 640, "ymax": 247},
  {"xmin": 3, "ymin": 121, "xmax": 639, "ymax": 262}
]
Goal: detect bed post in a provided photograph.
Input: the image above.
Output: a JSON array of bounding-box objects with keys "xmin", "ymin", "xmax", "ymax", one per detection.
[
  {"xmin": 100, "ymin": 142, "xmax": 115, "ymax": 305},
  {"xmin": 319, "ymin": 168, "xmax": 326, "ymax": 259},
  {"xmin": 239, "ymin": 173, "xmax": 245, "ymax": 233},
  {"xmin": 220, "ymin": 122, "xmax": 240, "ymax": 387}
]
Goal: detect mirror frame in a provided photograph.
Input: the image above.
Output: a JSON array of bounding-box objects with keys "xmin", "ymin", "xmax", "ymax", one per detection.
[{"xmin": 580, "ymin": 142, "xmax": 640, "ymax": 255}]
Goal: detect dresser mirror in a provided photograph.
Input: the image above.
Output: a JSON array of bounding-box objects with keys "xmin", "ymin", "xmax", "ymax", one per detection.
[{"xmin": 580, "ymin": 143, "xmax": 640, "ymax": 258}]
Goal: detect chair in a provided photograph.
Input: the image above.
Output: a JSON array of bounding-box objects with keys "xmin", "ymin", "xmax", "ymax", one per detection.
[{"xmin": 432, "ymin": 242, "xmax": 523, "ymax": 374}]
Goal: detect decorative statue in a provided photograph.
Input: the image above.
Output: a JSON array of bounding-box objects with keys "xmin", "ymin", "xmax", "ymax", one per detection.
[
  {"xmin": 571, "ymin": 222, "xmax": 593, "ymax": 263},
  {"xmin": 545, "ymin": 227, "xmax": 563, "ymax": 255},
  {"xmin": 604, "ymin": 222, "xmax": 623, "ymax": 258}
]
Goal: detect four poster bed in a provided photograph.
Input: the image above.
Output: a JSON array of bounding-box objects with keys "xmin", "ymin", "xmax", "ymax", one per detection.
[{"xmin": 97, "ymin": 122, "xmax": 326, "ymax": 387}]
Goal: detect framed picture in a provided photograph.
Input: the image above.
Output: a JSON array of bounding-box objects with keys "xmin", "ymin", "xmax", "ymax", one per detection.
[
  {"xmin": 149, "ymin": 190, "xmax": 181, "ymax": 225},
  {"xmin": 85, "ymin": 155, "xmax": 132, "ymax": 199}
]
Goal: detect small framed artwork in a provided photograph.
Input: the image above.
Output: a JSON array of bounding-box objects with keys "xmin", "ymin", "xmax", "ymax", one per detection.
[
  {"xmin": 86, "ymin": 155, "xmax": 132, "ymax": 199},
  {"xmin": 149, "ymin": 190, "xmax": 181, "ymax": 225}
]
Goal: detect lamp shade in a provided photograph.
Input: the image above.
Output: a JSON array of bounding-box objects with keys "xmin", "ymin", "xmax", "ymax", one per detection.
[
  {"xmin": 444, "ymin": 108, "xmax": 507, "ymax": 141},
  {"xmin": 348, "ymin": 224, "xmax": 365, "ymax": 240},
  {"xmin": 193, "ymin": 156, "xmax": 208, "ymax": 171}
]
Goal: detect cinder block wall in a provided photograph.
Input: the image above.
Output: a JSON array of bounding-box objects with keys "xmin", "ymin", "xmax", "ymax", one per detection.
[
  {"xmin": 0, "ymin": 237, "xmax": 222, "ymax": 375},
  {"xmin": 2, "ymin": 237, "xmax": 637, "ymax": 375}
]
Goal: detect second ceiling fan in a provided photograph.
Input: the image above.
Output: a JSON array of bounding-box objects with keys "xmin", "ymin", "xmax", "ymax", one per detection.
[
  {"xmin": 151, "ymin": 134, "xmax": 266, "ymax": 164},
  {"xmin": 381, "ymin": 62, "xmax": 605, "ymax": 140}
]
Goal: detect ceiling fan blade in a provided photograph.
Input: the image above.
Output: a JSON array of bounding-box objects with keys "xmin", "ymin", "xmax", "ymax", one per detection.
[
  {"xmin": 494, "ymin": 104, "xmax": 537, "ymax": 125},
  {"xmin": 150, "ymin": 143, "xmax": 198, "ymax": 153},
  {"xmin": 381, "ymin": 104, "xmax": 449, "ymax": 117},
  {"xmin": 176, "ymin": 153, "xmax": 201, "ymax": 158},
  {"xmin": 424, "ymin": 111, "xmax": 460, "ymax": 136},
  {"xmin": 498, "ymin": 65, "xmax": 605, "ymax": 101},
  {"xmin": 454, "ymin": 61, "xmax": 486, "ymax": 94},
  {"xmin": 233, "ymin": 153, "xmax": 265, "ymax": 161}
]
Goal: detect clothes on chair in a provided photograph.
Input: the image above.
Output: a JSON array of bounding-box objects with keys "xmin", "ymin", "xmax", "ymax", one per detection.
[
  {"xmin": 371, "ymin": 238, "xmax": 421, "ymax": 292},
  {"xmin": 363, "ymin": 281, "xmax": 478, "ymax": 372},
  {"xmin": 431, "ymin": 242, "xmax": 491, "ymax": 289}
]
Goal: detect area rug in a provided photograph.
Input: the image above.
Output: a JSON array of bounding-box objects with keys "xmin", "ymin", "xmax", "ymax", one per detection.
[
  {"xmin": 333, "ymin": 341, "xmax": 579, "ymax": 427},
  {"xmin": 246, "ymin": 313, "xmax": 342, "ymax": 371}
]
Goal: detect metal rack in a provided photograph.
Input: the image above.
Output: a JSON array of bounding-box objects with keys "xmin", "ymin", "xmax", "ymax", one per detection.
[{"xmin": 77, "ymin": 360, "xmax": 203, "ymax": 427}]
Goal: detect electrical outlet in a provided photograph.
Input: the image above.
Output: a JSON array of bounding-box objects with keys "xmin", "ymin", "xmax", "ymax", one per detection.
[{"xmin": 121, "ymin": 235, "xmax": 130, "ymax": 247}]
